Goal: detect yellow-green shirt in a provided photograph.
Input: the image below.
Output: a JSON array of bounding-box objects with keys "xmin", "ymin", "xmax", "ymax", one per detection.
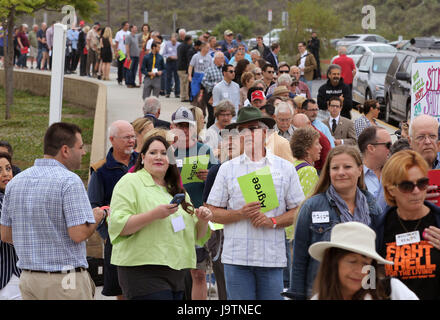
[
  {"xmin": 109, "ymin": 169, "xmax": 210, "ymax": 269},
  {"xmin": 285, "ymin": 160, "xmax": 319, "ymax": 239}
]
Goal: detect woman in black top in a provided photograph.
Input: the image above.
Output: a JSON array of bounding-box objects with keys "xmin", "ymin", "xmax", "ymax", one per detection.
[
  {"xmin": 0, "ymin": 152, "xmax": 21, "ymax": 299},
  {"xmin": 100, "ymin": 27, "xmax": 113, "ymax": 80},
  {"xmin": 379, "ymin": 150, "xmax": 440, "ymax": 300}
]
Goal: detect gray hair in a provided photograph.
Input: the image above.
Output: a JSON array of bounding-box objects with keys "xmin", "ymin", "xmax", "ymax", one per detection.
[
  {"xmin": 108, "ymin": 120, "xmax": 131, "ymax": 138},
  {"xmin": 338, "ymin": 46, "xmax": 347, "ymax": 55},
  {"xmin": 143, "ymin": 96, "xmax": 161, "ymax": 115},
  {"xmin": 178, "ymin": 28, "xmax": 186, "ymax": 34},
  {"xmin": 327, "ymin": 64, "xmax": 342, "ymax": 74},
  {"xmin": 277, "ymin": 74, "xmax": 291, "ymax": 85},
  {"xmin": 213, "ymin": 51, "xmax": 224, "ymax": 59},
  {"xmin": 250, "ymin": 49, "xmax": 261, "ymax": 57},
  {"xmin": 274, "ymin": 101, "xmax": 294, "ymax": 116},
  {"xmin": 409, "ymin": 114, "xmax": 439, "ymax": 138},
  {"xmin": 215, "ymin": 100, "xmax": 236, "ymax": 118}
]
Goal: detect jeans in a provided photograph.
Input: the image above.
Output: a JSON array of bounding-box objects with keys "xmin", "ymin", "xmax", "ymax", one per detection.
[
  {"xmin": 166, "ymin": 59, "xmax": 180, "ymax": 95},
  {"xmin": 37, "ymin": 48, "xmax": 42, "ymax": 69},
  {"xmin": 125, "ymin": 56, "xmax": 139, "ymax": 85},
  {"xmin": 223, "ymin": 264, "xmax": 284, "ymax": 300},
  {"xmin": 283, "ymin": 238, "xmax": 293, "ymax": 289},
  {"xmin": 17, "ymin": 53, "xmax": 27, "ymax": 67}
]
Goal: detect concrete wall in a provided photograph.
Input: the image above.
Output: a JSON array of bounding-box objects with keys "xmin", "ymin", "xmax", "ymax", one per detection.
[{"xmin": 0, "ymin": 69, "xmax": 107, "ymax": 166}]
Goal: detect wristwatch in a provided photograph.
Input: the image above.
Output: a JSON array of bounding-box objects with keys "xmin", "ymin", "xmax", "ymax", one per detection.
[{"xmin": 270, "ymin": 217, "xmax": 277, "ymax": 229}]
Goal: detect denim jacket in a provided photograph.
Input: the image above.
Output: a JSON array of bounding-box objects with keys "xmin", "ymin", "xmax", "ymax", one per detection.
[{"xmin": 290, "ymin": 188, "xmax": 383, "ymax": 300}]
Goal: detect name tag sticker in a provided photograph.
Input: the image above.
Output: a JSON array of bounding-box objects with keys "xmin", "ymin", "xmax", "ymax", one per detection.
[
  {"xmin": 171, "ymin": 215, "xmax": 186, "ymax": 233},
  {"xmin": 396, "ymin": 231, "xmax": 420, "ymax": 246},
  {"xmin": 176, "ymin": 159, "xmax": 183, "ymax": 168},
  {"xmin": 312, "ymin": 211, "xmax": 330, "ymax": 223},
  {"xmin": 199, "ymin": 59, "xmax": 204, "ymax": 64},
  {"xmin": 223, "ymin": 92, "xmax": 229, "ymax": 98},
  {"xmin": 208, "ymin": 221, "xmax": 216, "ymax": 231},
  {"xmin": 152, "ymin": 68, "xmax": 158, "ymax": 73}
]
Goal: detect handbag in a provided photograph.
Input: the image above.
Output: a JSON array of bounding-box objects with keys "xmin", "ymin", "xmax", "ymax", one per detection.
[
  {"xmin": 21, "ymin": 46, "xmax": 29, "ymax": 54},
  {"xmin": 124, "ymin": 58, "xmax": 132, "ymax": 69},
  {"xmin": 83, "ymin": 47, "xmax": 88, "ymax": 55}
]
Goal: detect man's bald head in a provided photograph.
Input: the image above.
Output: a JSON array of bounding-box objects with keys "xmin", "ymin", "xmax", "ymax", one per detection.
[
  {"xmin": 338, "ymin": 46, "xmax": 347, "ymax": 55},
  {"xmin": 109, "ymin": 120, "xmax": 136, "ymax": 155},
  {"xmin": 409, "ymin": 114, "xmax": 440, "ymax": 167},
  {"xmin": 292, "ymin": 113, "xmax": 311, "ymax": 129},
  {"xmin": 109, "ymin": 120, "xmax": 134, "ymax": 139}
]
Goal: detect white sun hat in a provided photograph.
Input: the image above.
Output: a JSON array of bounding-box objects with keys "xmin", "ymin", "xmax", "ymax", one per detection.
[{"xmin": 308, "ymin": 222, "xmax": 394, "ymax": 265}]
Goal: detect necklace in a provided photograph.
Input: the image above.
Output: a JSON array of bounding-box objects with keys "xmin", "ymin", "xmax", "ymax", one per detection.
[{"xmin": 397, "ymin": 214, "xmax": 423, "ymax": 233}]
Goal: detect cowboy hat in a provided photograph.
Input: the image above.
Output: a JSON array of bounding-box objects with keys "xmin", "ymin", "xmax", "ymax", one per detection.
[
  {"xmin": 225, "ymin": 107, "xmax": 275, "ymax": 130},
  {"xmin": 308, "ymin": 222, "xmax": 393, "ymax": 265},
  {"xmin": 272, "ymin": 85, "xmax": 290, "ymax": 97}
]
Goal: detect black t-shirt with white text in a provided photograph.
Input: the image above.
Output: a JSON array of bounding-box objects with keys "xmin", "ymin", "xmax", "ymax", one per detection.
[{"xmin": 381, "ymin": 208, "xmax": 440, "ymax": 300}]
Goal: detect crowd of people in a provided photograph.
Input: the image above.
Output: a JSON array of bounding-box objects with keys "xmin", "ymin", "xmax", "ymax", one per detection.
[{"xmin": 1, "ymin": 20, "xmax": 440, "ymax": 302}]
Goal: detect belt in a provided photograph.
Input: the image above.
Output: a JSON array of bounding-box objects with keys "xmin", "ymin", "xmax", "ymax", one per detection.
[{"xmin": 22, "ymin": 267, "xmax": 86, "ymax": 274}]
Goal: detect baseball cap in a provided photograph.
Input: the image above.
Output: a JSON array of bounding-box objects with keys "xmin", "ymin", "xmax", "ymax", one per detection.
[
  {"xmin": 251, "ymin": 90, "xmax": 266, "ymax": 102},
  {"xmin": 224, "ymin": 30, "xmax": 233, "ymax": 36},
  {"xmin": 171, "ymin": 107, "xmax": 196, "ymax": 125},
  {"xmin": 79, "ymin": 20, "xmax": 85, "ymax": 27}
]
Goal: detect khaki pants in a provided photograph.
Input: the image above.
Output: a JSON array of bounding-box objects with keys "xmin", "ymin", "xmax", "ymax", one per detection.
[
  {"xmin": 178, "ymin": 70, "xmax": 189, "ymax": 101},
  {"xmin": 19, "ymin": 270, "xmax": 95, "ymax": 300}
]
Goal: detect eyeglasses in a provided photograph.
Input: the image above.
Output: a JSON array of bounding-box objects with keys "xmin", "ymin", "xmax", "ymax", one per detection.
[
  {"xmin": 279, "ymin": 70, "xmax": 289, "ymax": 74},
  {"xmin": 328, "ymin": 104, "xmax": 342, "ymax": 108},
  {"xmin": 265, "ymin": 71, "xmax": 274, "ymax": 74},
  {"xmin": 371, "ymin": 141, "xmax": 392, "ymax": 149},
  {"xmin": 116, "ymin": 135, "xmax": 136, "ymax": 141},
  {"xmin": 415, "ymin": 134, "xmax": 438, "ymax": 143},
  {"xmin": 396, "ymin": 177, "xmax": 429, "ymax": 193},
  {"xmin": 227, "ymin": 70, "xmax": 235, "ymax": 74},
  {"xmin": 218, "ymin": 113, "xmax": 232, "ymax": 117},
  {"xmin": 307, "ymin": 108, "xmax": 319, "ymax": 112}
]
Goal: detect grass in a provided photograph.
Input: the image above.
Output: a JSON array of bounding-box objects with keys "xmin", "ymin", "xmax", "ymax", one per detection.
[{"xmin": 0, "ymin": 88, "xmax": 95, "ymax": 185}]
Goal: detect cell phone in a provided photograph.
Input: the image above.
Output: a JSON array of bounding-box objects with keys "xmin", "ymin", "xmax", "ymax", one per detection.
[{"xmin": 170, "ymin": 193, "xmax": 185, "ymax": 206}]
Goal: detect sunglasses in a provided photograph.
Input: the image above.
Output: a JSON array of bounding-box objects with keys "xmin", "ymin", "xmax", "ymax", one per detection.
[
  {"xmin": 227, "ymin": 70, "xmax": 235, "ymax": 73},
  {"xmin": 279, "ymin": 70, "xmax": 289, "ymax": 74},
  {"xmin": 396, "ymin": 177, "xmax": 429, "ymax": 193},
  {"xmin": 265, "ymin": 71, "xmax": 274, "ymax": 74},
  {"xmin": 255, "ymin": 73, "xmax": 262, "ymax": 75},
  {"xmin": 371, "ymin": 142, "xmax": 392, "ymax": 149}
]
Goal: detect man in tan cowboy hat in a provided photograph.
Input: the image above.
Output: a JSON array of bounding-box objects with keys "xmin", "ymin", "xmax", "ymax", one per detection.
[{"xmin": 206, "ymin": 107, "xmax": 305, "ymax": 300}]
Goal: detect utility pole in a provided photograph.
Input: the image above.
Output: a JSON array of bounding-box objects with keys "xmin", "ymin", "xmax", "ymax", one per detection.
[
  {"xmin": 127, "ymin": 0, "xmax": 130, "ymax": 22},
  {"xmin": 107, "ymin": 0, "xmax": 111, "ymax": 27}
]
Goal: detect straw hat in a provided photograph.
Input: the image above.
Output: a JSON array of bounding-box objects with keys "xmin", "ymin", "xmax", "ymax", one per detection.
[
  {"xmin": 272, "ymin": 85, "xmax": 290, "ymax": 97},
  {"xmin": 308, "ymin": 222, "xmax": 393, "ymax": 265}
]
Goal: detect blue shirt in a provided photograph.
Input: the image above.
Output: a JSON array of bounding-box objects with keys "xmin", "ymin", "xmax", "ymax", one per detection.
[
  {"xmin": 163, "ymin": 40, "xmax": 180, "ymax": 59},
  {"xmin": 67, "ymin": 29, "xmax": 79, "ymax": 50},
  {"xmin": 313, "ymin": 119, "xmax": 335, "ymax": 147},
  {"xmin": 0, "ymin": 159, "xmax": 95, "ymax": 272},
  {"xmin": 363, "ymin": 165, "xmax": 387, "ymax": 212}
]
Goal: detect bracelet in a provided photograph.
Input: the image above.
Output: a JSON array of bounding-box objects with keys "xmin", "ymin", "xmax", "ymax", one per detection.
[{"xmin": 270, "ymin": 217, "xmax": 277, "ymax": 229}]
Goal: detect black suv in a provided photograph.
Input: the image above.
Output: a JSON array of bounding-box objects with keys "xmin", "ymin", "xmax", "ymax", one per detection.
[{"xmin": 384, "ymin": 49, "xmax": 440, "ymax": 123}]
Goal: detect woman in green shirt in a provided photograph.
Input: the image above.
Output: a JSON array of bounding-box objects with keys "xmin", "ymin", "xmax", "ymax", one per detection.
[{"xmin": 109, "ymin": 135, "xmax": 212, "ymax": 300}]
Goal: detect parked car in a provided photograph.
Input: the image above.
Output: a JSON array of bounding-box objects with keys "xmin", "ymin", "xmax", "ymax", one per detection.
[
  {"xmin": 384, "ymin": 49, "xmax": 440, "ymax": 123},
  {"xmin": 247, "ymin": 28, "xmax": 285, "ymax": 48},
  {"xmin": 399, "ymin": 37, "xmax": 440, "ymax": 50},
  {"xmin": 331, "ymin": 43, "xmax": 397, "ymax": 66},
  {"xmin": 352, "ymin": 52, "xmax": 396, "ymax": 116},
  {"xmin": 335, "ymin": 34, "xmax": 388, "ymax": 48}
]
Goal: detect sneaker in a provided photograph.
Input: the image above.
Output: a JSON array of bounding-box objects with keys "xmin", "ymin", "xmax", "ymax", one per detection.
[
  {"xmin": 166, "ymin": 94, "xmax": 170, "ymax": 98},
  {"xmin": 127, "ymin": 85, "xmax": 134, "ymax": 88},
  {"xmin": 175, "ymin": 94, "xmax": 180, "ymax": 98}
]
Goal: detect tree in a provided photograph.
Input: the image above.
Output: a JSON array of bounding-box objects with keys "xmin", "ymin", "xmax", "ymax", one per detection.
[
  {"xmin": 279, "ymin": 0, "xmax": 342, "ymax": 61},
  {"xmin": 212, "ymin": 15, "xmax": 255, "ymax": 40},
  {"xmin": 0, "ymin": 0, "xmax": 100, "ymax": 120}
]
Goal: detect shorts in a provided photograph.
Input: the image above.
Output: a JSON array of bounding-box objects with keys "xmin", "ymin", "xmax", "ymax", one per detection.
[
  {"xmin": 195, "ymin": 247, "xmax": 210, "ymax": 270},
  {"xmin": 29, "ymin": 46, "xmax": 38, "ymax": 58}
]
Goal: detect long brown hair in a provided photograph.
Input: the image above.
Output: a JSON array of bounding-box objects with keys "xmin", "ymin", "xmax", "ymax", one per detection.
[
  {"xmin": 134, "ymin": 135, "xmax": 194, "ymax": 214},
  {"xmin": 313, "ymin": 247, "xmax": 391, "ymax": 300},
  {"xmin": 311, "ymin": 145, "xmax": 365, "ymax": 197}
]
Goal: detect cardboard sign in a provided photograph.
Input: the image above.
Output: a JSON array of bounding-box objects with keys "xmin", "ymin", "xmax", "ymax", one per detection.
[
  {"xmin": 411, "ymin": 62, "xmax": 440, "ymax": 123},
  {"xmin": 237, "ymin": 166, "xmax": 279, "ymax": 214},
  {"xmin": 180, "ymin": 154, "xmax": 210, "ymax": 184}
]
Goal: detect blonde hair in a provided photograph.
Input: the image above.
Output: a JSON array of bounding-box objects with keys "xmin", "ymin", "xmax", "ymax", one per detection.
[
  {"xmin": 311, "ymin": 145, "xmax": 365, "ymax": 197},
  {"xmin": 131, "ymin": 117, "xmax": 153, "ymax": 135},
  {"xmin": 382, "ymin": 149, "xmax": 429, "ymax": 206},
  {"xmin": 103, "ymin": 27, "xmax": 112, "ymax": 39}
]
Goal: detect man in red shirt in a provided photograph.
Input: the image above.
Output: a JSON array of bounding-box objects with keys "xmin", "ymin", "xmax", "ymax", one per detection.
[
  {"xmin": 333, "ymin": 47, "xmax": 356, "ymax": 90},
  {"xmin": 292, "ymin": 113, "xmax": 331, "ymax": 172}
]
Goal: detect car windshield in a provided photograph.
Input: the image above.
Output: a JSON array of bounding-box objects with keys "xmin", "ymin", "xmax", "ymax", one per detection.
[
  {"xmin": 372, "ymin": 57, "xmax": 393, "ymax": 73},
  {"xmin": 342, "ymin": 36, "xmax": 360, "ymax": 42},
  {"xmin": 369, "ymin": 46, "xmax": 397, "ymax": 53}
]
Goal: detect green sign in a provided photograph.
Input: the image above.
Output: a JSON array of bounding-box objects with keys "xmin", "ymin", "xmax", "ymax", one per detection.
[
  {"xmin": 237, "ymin": 166, "xmax": 279, "ymax": 214},
  {"xmin": 118, "ymin": 50, "xmax": 126, "ymax": 61},
  {"xmin": 181, "ymin": 155, "xmax": 210, "ymax": 184}
]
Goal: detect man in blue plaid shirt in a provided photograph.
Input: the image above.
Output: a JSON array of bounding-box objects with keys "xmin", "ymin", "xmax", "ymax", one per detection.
[
  {"xmin": 0, "ymin": 122, "xmax": 106, "ymax": 300},
  {"xmin": 202, "ymin": 51, "xmax": 225, "ymax": 128}
]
